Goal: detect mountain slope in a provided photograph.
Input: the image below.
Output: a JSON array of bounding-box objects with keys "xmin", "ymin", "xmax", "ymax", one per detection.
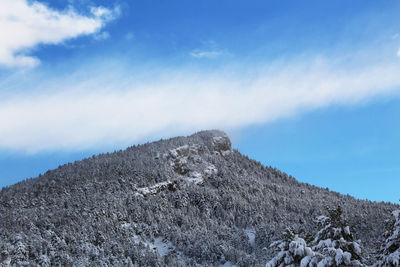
[{"xmin": 0, "ymin": 130, "xmax": 397, "ymax": 266}]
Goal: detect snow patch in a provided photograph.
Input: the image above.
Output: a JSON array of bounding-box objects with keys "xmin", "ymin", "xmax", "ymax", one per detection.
[
  {"xmin": 186, "ymin": 171, "xmax": 204, "ymax": 185},
  {"xmin": 130, "ymin": 234, "xmax": 176, "ymax": 257},
  {"xmin": 245, "ymin": 229, "xmax": 256, "ymax": 247},
  {"xmin": 146, "ymin": 237, "xmax": 174, "ymax": 257},
  {"xmin": 184, "ymin": 164, "xmax": 217, "ymax": 185}
]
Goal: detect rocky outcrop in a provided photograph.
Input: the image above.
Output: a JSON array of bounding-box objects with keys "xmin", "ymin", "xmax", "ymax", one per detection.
[{"xmin": 166, "ymin": 142, "xmax": 219, "ymax": 186}]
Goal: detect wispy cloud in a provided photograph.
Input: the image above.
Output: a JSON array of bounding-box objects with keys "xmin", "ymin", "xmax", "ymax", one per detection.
[
  {"xmin": 94, "ymin": 31, "xmax": 110, "ymax": 41},
  {"xmin": 90, "ymin": 6, "xmax": 121, "ymax": 22},
  {"xmin": 1, "ymin": 52, "xmax": 400, "ymax": 153},
  {"xmin": 190, "ymin": 40, "xmax": 226, "ymax": 59},
  {"xmin": 190, "ymin": 50, "xmax": 223, "ymax": 59},
  {"xmin": 0, "ymin": 0, "xmax": 118, "ymax": 68}
]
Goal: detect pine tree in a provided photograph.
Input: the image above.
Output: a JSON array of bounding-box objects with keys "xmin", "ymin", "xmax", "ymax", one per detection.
[
  {"xmin": 266, "ymin": 227, "xmax": 315, "ymax": 267},
  {"xmin": 374, "ymin": 210, "xmax": 400, "ymax": 267},
  {"xmin": 308, "ymin": 206, "xmax": 364, "ymax": 267},
  {"xmin": 266, "ymin": 206, "xmax": 366, "ymax": 267}
]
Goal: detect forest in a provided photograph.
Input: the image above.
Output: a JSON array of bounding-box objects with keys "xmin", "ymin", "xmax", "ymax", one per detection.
[{"xmin": 0, "ymin": 130, "xmax": 398, "ymax": 266}]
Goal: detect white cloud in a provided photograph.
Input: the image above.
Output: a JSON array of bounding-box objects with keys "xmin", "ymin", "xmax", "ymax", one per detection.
[
  {"xmin": 190, "ymin": 50, "xmax": 223, "ymax": 59},
  {"xmin": 397, "ymin": 48, "xmax": 400, "ymax": 57},
  {"xmin": 90, "ymin": 6, "xmax": 110, "ymax": 17},
  {"xmin": 90, "ymin": 5, "xmax": 120, "ymax": 22},
  {"xmin": 0, "ymin": 0, "xmax": 117, "ymax": 68},
  {"xmin": 1, "ymin": 55, "xmax": 400, "ymax": 153}
]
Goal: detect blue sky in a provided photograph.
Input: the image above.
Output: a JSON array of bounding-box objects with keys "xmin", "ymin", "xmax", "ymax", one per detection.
[{"xmin": 0, "ymin": 0, "xmax": 400, "ymax": 203}]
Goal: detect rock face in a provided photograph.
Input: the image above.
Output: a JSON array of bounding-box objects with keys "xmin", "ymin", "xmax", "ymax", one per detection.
[{"xmin": 0, "ymin": 130, "xmax": 398, "ymax": 266}]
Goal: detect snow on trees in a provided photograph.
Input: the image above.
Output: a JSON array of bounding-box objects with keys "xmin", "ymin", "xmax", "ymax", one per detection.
[
  {"xmin": 266, "ymin": 206, "xmax": 365, "ymax": 267},
  {"xmin": 266, "ymin": 228, "xmax": 315, "ymax": 267},
  {"xmin": 374, "ymin": 210, "xmax": 400, "ymax": 267},
  {"xmin": 0, "ymin": 131, "xmax": 397, "ymax": 266},
  {"xmin": 309, "ymin": 206, "xmax": 364, "ymax": 266}
]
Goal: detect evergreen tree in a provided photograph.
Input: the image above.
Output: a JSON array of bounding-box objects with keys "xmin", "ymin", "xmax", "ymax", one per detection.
[
  {"xmin": 308, "ymin": 206, "xmax": 364, "ymax": 267},
  {"xmin": 266, "ymin": 227, "xmax": 315, "ymax": 267},
  {"xmin": 266, "ymin": 206, "xmax": 365, "ymax": 267},
  {"xmin": 374, "ymin": 210, "xmax": 400, "ymax": 267}
]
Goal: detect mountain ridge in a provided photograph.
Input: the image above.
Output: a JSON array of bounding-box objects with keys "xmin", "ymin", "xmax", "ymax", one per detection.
[{"xmin": 0, "ymin": 130, "xmax": 398, "ymax": 266}]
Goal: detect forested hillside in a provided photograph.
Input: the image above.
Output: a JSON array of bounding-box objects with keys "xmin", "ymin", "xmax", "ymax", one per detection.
[{"xmin": 0, "ymin": 130, "xmax": 397, "ymax": 266}]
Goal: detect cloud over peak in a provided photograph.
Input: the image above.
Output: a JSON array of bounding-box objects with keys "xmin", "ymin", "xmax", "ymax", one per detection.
[
  {"xmin": 1, "ymin": 53, "xmax": 400, "ymax": 153},
  {"xmin": 0, "ymin": 0, "xmax": 118, "ymax": 68}
]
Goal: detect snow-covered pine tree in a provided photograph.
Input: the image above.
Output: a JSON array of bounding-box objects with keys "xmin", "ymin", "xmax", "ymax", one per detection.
[
  {"xmin": 266, "ymin": 227, "xmax": 315, "ymax": 267},
  {"xmin": 308, "ymin": 205, "xmax": 364, "ymax": 267},
  {"xmin": 265, "ymin": 206, "xmax": 366, "ymax": 267},
  {"xmin": 374, "ymin": 210, "xmax": 400, "ymax": 267}
]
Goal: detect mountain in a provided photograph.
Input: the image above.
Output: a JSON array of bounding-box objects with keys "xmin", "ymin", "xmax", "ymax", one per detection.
[{"xmin": 0, "ymin": 130, "xmax": 397, "ymax": 266}]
